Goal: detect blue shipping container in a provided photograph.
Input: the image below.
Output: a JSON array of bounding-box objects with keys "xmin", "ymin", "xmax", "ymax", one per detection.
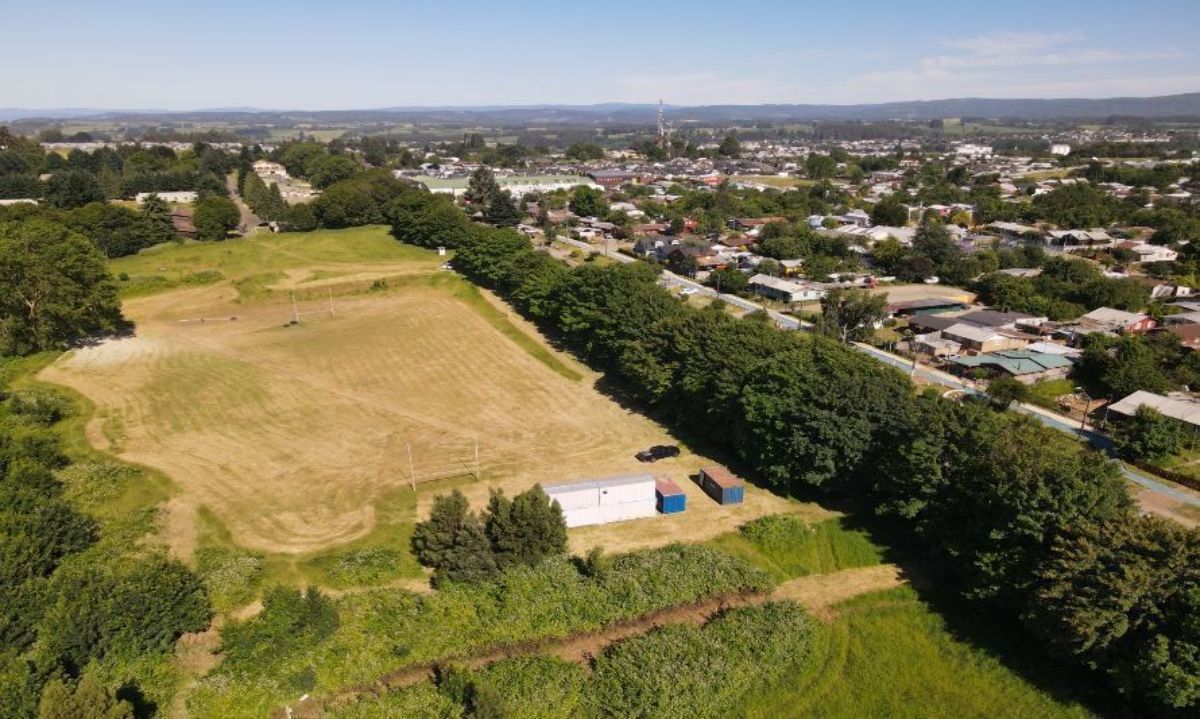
[
  {"xmin": 656, "ymin": 478, "xmax": 687, "ymax": 514},
  {"xmin": 699, "ymin": 466, "xmax": 745, "ymax": 505}
]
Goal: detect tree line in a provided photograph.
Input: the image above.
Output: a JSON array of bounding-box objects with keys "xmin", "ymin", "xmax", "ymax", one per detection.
[
  {"xmin": 387, "ymin": 187, "xmax": 1200, "ymax": 715},
  {"xmin": 0, "ymin": 386, "xmax": 211, "ymax": 718},
  {"xmin": 0, "ymin": 128, "xmax": 236, "ymax": 204}
]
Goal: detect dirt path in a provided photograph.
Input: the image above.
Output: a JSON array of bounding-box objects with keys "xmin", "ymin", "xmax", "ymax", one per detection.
[
  {"xmin": 294, "ymin": 564, "xmax": 904, "ymax": 717},
  {"xmin": 1137, "ymin": 487, "xmax": 1200, "ymax": 528}
]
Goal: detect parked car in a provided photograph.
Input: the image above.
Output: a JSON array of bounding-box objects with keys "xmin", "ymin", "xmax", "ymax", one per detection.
[{"xmin": 636, "ymin": 445, "xmax": 681, "ymax": 462}]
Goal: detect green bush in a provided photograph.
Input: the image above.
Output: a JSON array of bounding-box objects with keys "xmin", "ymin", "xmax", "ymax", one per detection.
[
  {"xmin": 468, "ymin": 656, "xmax": 586, "ymax": 719},
  {"xmin": 57, "ymin": 462, "xmax": 137, "ymax": 506},
  {"xmin": 587, "ymin": 602, "xmax": 815, "ymax": 718},
  {"xmin": 219, "ymin": 587, "xmax": 337, "ymax": 673},
  {"xmin": 312, "ymin": 548, "xmax": 402, "ymax": 588},
  {"xmin": 195, "ymin": 547, "xmax": 264, "ymax": 613},
  {"xmin": 5, "ymin": 388, "xmax": 73, "ymax": 426}
]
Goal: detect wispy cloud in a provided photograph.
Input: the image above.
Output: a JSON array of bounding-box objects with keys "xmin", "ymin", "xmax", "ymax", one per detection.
[{"xmin": 843, "ymin": 31, "xmax": 1193, "ymax": 101}]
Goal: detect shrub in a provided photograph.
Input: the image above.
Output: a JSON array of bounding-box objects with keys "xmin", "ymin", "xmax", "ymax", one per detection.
[
  {"xmin": 588, "ymin": 602, "xmax": 815, "ymax": 718},
  {"xmin": 6, "ymin": 388, "xmax": 73, "ymax": 426},
  {"xmin": 195, "ymin": 547, "xmax": 264, "ymax": 613},
  {"xmin": 219, "ymin": 587, "xmax": 337, "ymax": 673},
  {"xmin": 315, "ymin": 548, "xmax": 402, "ymax": 587}
]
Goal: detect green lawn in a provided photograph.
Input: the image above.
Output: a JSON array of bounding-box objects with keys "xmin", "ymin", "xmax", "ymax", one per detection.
[
  {"xmin": 740, "ymin": 587, "xmax": 1097, "ymax": 718},
  {"xmin": 111, "ymin": 225, "xmax": 438, "ymax": 298},
  {"xmin": 707, "ymin": 515, "xmax": 884, "ymax": 583}
]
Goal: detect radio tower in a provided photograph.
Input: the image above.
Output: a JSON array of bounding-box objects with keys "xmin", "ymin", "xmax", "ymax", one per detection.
[{"xmin": 656, "ymin": 99, "xmax": 672, "ymax": 156}]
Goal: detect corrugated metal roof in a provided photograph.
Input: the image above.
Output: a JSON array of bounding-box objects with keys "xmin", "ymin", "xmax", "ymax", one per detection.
[
  {"xmin": 545, "ymin": 473, "xmax": 655, "ymax": 495},
  {"xmin": 700, "ymin": 465, "xmax": 743, "ymax": 489},
  {"xmin": 1108, "ymin": 390, "xmax": 1200, "ymax": 427},
  {"xmin": 950, "ymin": 350, "xmax": 1073, "ymax": 375},
  {"xmin": 655, "ymin": 478, "xmax": 685, "ymax": 496}
]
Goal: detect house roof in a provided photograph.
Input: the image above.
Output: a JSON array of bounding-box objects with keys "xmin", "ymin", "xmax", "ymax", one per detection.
[
  {"xmin": 949, "ymin": 350, "xmax": 1073, "ymax": 375},
  {"xmin": 957, "ymin": 309, "xmax": 1038, "ymax": 327},
  {"xmin": 1108, "ymin": 390, "xmax": 1200, "ymax": 427},
  {"xmin": 943, "ymin": 323, "xmax": 1004, "ymax": 343},
  {"xmin": 1080, "ymin": 307, "xmax": 1149, "ymax": 326}
]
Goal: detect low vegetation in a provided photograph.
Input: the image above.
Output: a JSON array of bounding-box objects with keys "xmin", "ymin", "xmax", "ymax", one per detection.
[
  {"xmin": 332, "ymin": 602, "xmax": 815, "ymax": 719},
  {"xmin": 708, "ymin": 514, "xmax": 883, "ymax": 583},
  {"xmin": 188, "ymin": 543, "xmax": 770, "ymax": 717}
]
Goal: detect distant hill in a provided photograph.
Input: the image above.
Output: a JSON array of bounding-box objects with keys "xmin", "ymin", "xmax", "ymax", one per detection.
[{"xmin": 3, "ymin": 92, "xmax": 1200, "ymax": 125}]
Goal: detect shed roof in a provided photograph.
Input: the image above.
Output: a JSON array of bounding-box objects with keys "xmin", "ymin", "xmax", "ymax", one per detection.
[
  {"xmin": 655, "ymin": 478, "xmax": 685, "ymax": 496},
  {"xmin": 700, "ymin": 465, "xmax": 743, "ymax": 489}
]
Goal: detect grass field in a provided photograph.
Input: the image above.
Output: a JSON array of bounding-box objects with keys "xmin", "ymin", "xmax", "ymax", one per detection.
[
  {"xmin": 40, "ymin": 226, "xmax": 795, "ymax": 578},
  {"xmin": 741, "ymin": 586, "xmax": 1097, "ymax": 718}
]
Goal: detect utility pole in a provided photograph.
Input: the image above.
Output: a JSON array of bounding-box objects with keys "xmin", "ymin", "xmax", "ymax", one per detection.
[
  {"xmin": 474, "ymin": 438, "xmax": 481, "ymax": 480},
  {"xmin": 328, "ymin": 287, "xmax": 335, "ymax": 317},
  {"xmin": 290, "ymin": 292, "xmax": 300, "ymax": 323},
  {"xmin": 407, "ymin": 443, "xmax": 416, "ymax": 491}
]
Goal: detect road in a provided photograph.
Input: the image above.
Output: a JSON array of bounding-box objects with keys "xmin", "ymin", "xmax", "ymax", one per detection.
[
  {"xmin": 225, "ymin": 173, "xmax": 261, "ymax": 235},
  {"xmin": 554, "ymin": 237, "xmax": 1200, "ymax": 509}
]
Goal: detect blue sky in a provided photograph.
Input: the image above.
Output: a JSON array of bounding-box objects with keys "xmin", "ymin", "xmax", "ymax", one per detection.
[{"xmin": 3, "ymin": 0, "xmax": 1199, "ymax": 109}]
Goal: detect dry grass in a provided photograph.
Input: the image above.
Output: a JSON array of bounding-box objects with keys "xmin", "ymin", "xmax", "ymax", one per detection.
[
  {"xmin": 869, "ymin": 283, "xmax": 977, "ymax": 304},
  {"xmin": 41, "ymin": 228, "xmax": 796, "ymax": 563}
]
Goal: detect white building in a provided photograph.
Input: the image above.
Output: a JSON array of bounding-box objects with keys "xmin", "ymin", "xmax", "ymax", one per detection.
[
  {"xmin": 543, "ymin": 474, "xmax": 657, "ymax": 528},
  {"xmin": 1050, "ymin": 143, "xmax": 1072, "ymax": 156},
  {"xmin": 749, "ymin": 274, "xmax": 827, "ymax": 303},
  {"xmin": 1126, "ymin": 243, "xmax": 1178, "ymax": 264},
  {"xmin": 135, "ymin": 191, "xmax": 197, "ymax": 204},
  {"xmin": 955, "ymin": 143, "xmax": 994, "ymax": 159},
  {"xmin": 253, "ymin": 160, "xmax": 289, "ymax": 179}
]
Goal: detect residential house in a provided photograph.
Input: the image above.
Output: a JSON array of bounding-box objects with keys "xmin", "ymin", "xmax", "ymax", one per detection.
[
  {"xmin": 749, "ymin": 274, "xmax": 827, "ymax": 303},
  {"xmin": 949, "ymin": 349, "xmax": 1073, "ymax": 384},
  {"xmin": 1074, "ymin": 307, "xmax": 1157, "ymax": 334},
  {"xmin": 941, "ymin": 323, "xmax": 1029, "ymax": 353},
  {"xmin": 1108, "ymin": 390, "xmax": 1200, "ymax": 429}
]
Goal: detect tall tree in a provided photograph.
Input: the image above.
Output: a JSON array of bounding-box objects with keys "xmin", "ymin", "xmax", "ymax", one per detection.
[
  {"xmin": 411, "ymin": 490, "xmax": 472, "ymax": 569},
  {"xmin": 484, "ymin": 190, "xmax": 521, "ymax": 227},
  {"xmin": 192, "ymin": 196, "xmax": 239, "ymax": 241},
  {"xmin": 0, "ymin": 219, "xmax": 122, "ymax": 355},
  {"xmin": 465, "ymin": 167, "xmax": 501, "ymax": 212},
  {"xmin": 816, "ymin": 288, "xmax": 887, "ymax": 342}
]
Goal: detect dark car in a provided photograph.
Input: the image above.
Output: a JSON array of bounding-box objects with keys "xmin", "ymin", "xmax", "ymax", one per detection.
[{"xmin": 636, "ymin": 444, "xmax": 681, "ymax": 463}]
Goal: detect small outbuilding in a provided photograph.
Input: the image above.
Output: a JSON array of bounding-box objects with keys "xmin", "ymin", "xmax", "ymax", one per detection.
[
  {"xmin": 655, "ymin": 478, "xmax": 687, "ymax": 515},
  {"xmin": 543, "ymin": 473, "xmax": 657, "ymax": 528},
  {"xmin": 698, "ymin": 465, "xmax": 744, "ymax": 505}
]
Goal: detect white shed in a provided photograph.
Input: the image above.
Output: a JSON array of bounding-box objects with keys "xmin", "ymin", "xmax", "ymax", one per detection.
[{"xmin": 543, "ymin": 473, "xmax": 657, "ymax": 528}]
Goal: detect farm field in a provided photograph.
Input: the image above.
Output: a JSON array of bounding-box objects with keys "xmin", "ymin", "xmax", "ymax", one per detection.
[{"xmin": 40, "ymin": 226, "xmax": 795, "ymax": 569}]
